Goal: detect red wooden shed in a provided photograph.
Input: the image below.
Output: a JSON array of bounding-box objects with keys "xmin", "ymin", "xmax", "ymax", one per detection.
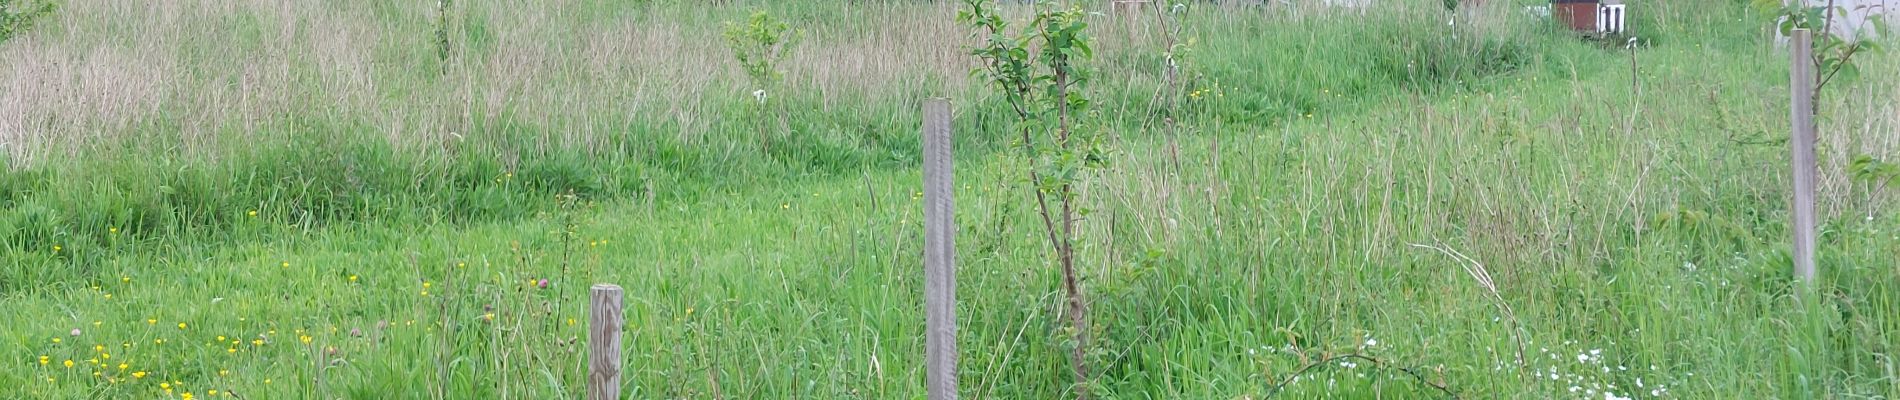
[{"xmin": 1553, "ymin": 0, "xmax": 1627, "ymax": 36}]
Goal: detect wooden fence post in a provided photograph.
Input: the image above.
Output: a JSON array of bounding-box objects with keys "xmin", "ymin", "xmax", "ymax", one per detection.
[
  {"xmin": 1789, "ymin": 29, "xmax": 1818, "ymax": 285},
  {"xmin": 922, "ymin": 98, "xmax": 959, "ymax": 400},
  {"xmin": 590, "ymin": 284, "xmax": 625, "ymax": 400}
]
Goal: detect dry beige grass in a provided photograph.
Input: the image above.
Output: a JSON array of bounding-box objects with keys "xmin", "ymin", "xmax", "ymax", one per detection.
[{"xmin": 0, "ymin": 1, "xmax": 987, "ymax": 167}]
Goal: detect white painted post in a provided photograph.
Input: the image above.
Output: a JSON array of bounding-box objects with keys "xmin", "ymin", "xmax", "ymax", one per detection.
[
  {"xmin": 1789, "ymin": 29, "xmax": 1819, "ymax": 285},
  {"xmin": 921, "ymin": 98, "xmax": 959, "ymax": 400}
]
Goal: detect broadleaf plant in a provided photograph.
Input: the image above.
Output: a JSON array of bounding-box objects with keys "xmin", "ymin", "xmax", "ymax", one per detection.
[{"xmin": 959, "ymin": 1, "xmax": 1106, "ymax": 398}]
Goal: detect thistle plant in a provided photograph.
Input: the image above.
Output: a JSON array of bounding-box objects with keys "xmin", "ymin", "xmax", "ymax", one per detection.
[{"xmin": 959, "ymin": 1, "xmax": 1106, "ymax": 398}]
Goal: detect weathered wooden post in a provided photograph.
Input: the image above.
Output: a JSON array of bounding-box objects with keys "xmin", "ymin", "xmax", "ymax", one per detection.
[
  {"xmin": 922, "ymin": 98, "xmax": 958, "ymax": 400},
  {"xmin": 1789, "ymin": 29, "xmax": 1818, "ymax": 285},
  {"xmin": 589, "ymin": 284, "xmax": 625, "ymax": 400}
]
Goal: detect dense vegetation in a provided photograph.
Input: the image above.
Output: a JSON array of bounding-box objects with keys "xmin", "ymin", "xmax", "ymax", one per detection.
[{"xmin": 1, "ymin": 0, "xmax": 1896, "ymax": 398}]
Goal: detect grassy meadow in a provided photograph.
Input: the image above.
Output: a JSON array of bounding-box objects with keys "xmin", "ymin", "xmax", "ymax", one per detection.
[{"xmin": 2, "ymin": 0, "xmax": 1898, "ymax": 398}]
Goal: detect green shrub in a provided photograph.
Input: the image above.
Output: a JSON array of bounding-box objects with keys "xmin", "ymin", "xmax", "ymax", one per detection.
[{"xmin": 0, "ymin": 0, "xmax": 55, "ymax": 43}]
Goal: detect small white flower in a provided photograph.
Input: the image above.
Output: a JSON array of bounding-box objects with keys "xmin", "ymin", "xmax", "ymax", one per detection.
[{"xmin": 1365, "ymin": 338, "xmax": 1378, "ymax": 347}]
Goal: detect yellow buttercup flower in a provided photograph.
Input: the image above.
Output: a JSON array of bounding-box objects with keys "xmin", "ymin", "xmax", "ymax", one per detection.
[
  {"xmin": 178, "ymin": 322, "xmax": 188, "ymax": 329},
  {"xmin": 299, "ymin": 335, "xmax": 312, "ymax": 344},
  {"xmin": 38, "ymin": 355, "xmax": 48, "ymax": 365},
  {"xmin": 118, "ymin": 363, "xmax": 128, "ymax": 370},
  {"xmin": 63, "ymin": 359, "xmax": 73, "ymax": 368},
  {"xmin": 133, "ymin": 371, "xmax": 147, "ymax": 378}
]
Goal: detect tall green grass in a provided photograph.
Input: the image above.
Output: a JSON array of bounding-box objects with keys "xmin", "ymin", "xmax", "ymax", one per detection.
[{"xmin": 1, "ymin": 0, "xmax": 1896, "ymax": 398}]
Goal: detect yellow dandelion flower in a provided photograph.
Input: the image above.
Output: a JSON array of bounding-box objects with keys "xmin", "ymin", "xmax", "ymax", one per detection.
[
  {"xmin": 252, "ymin": 339, "xmax": 264, "ymax": 346},
  {"xmin": 566, "ymin": 318, "xmax": 575, "ymax": 326},
  {"xmin": 101, "ymin": 353, "xmax": 109, "ymax": 359},
  {"xmin": 483, "ymin": 312, "xmax": 495, "ymax": 321},
  {"xmin": 217, "ymin": 336, "xmax": 225, "ymax": 341},
  {"xmin": 178, "ymin": 322, "xmax": 188, "ymax": 329},
  {"xmin": 51, "ymin": 338, "xmax": 59, "ymax": 343},
  {"xmin": 38, "ymin": 355, "xmax": 48, "ymax": 365},
  {"xmin": 227, "ymin": 347, "xmax": 236, "ymax": 353},
  {"xmin": 218, "ymin": 369, "xmax": 228, "ymax": 376},
  {"xmin": 148, "ymin": 319, "xmax": 156, "ymax": 325},
  {"xmin": 95, "ymin": 344, "xmax": 104, "ymax": 352},
  {"xmin": 121, "ymin": 276, "xmax": 130, "ymax": 283},
  {"xmin": 161, "ymin": 382, "xmax": 170, "ymax": 389},
  {"xmin": 349, "ymin": 275, "xmax": 357, "ymax": 282},
  {"xmin": 117, "ymin": 363, "xmax": 127, "ymax": 370},
  {"xmin": 299, "ymin": 335, "xmax": 312, "ymax": 344},
  {"xmin": 63, "ymin": 360, "xmax": 73, "ymax": 368},
  {"xmin": 248, "ymin": 210, "xmax": 257, "ymax": 217},
  {"xmin": 154, "ymin": 339, "xmax": 165, "ymax": 345},
  {"xmin": 88, "ymin": 358, "xmax": 98, "ymax": 364},
  {"xmin": 456, "ymin": 262, "xmax": 466, "ymax": 268},
  {"xmin": 53, "ymin": 245, "xmax": 61, "ymax": 252},
  {"xmin": 109, "ymin": 227, "xmax": 119, "ymax": 234},
  {"xmin": 264, "ymin": 379, "xmax": 272, "ymax": 384},
  {"xmin": 281, "ymin": 261, "xmax": 289, "ymax": 268},
  {"xmin": 183, "ymin": 392, "xmax": 194, "ymax": 400},
  {"xmin": 421, "ymin": 290, "xmax": 430, "ymax": 297},
  {"xmin": 104, "ymin": 293, "xmax": 112, "ymax": 299},
  {"xmin": 422, "ymin": 281, "xmax": 431, "ymax": 289},
  {"xmin": 208, "ymin": 390, "xmax": 218, "ymax": 396},
  {"xmin": 133, "ymin": 371, "xmax": 147, "ymax": 378}
]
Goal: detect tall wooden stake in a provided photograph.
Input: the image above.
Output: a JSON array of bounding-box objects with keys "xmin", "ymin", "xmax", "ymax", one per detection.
[
  {"xmin": 1789, "ymin": 29, "xmax": 1818, "ymax": 285},
  {"xmin": 922, "ymin": 98, "xmax": 959, "ymax": 400},
  {"xmin": 589, "ymin": 284, "xmax": 625, "ymax": 400}
]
